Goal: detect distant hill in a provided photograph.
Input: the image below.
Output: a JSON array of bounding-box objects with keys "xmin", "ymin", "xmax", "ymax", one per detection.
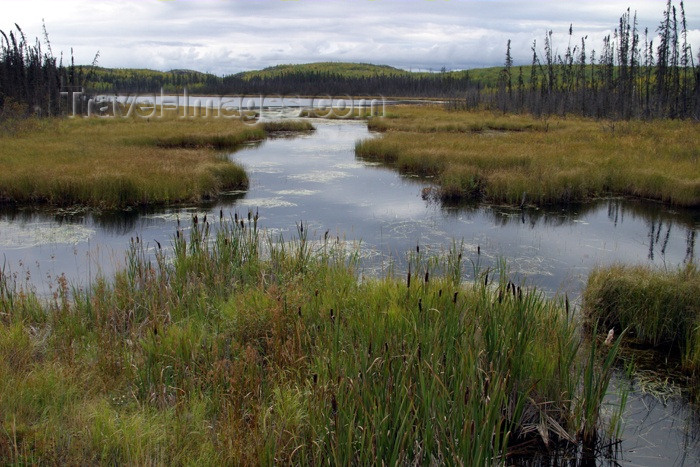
[
  {"xmin": 236, "ymin": 62, "xmax": 413, "ymax": 80},
  {"xmin": 72, "ymin": 61, "xmax": 530, "ymax": 97}
]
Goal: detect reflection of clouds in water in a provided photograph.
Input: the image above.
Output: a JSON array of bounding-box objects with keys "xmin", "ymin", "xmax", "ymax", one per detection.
[
  {"xmin": 0, "ymin": 222, "xmax": 94, "ymax": 248},
  {"xmin": 275, "ymin": 189, "xmax": 320, "ymax": 196},
  {"xmin": 237, "ymin": 198, "xmax": 297, "ymax": 208},
  {"xmin": 288, "ymin": 170, "xmax": 352, "ymax": 183}
]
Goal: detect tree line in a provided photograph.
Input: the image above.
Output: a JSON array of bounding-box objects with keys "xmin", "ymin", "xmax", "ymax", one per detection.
[
  {"xmin": 2, "ymin": 0, "xmax": 698, "ymax": 120},
  {"xmin": 454, "ymin": 0, "xmax": 699, "ymax": 119}
]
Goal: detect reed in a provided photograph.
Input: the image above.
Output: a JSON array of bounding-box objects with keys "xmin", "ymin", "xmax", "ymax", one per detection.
[
  {"xmin": 583, "ymin": 263, "xmax": 700, "ymax": 377},
  {"xmin": 0, "ymin": 218, "xmax": 625, "ymax": 463},
  {"xmin": 357, "ymin": 106, "xmax": 700, "ymax": 207}
]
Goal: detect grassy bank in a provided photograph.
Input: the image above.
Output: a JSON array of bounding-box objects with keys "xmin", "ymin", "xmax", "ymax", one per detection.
[
  {"xmin": 356, "ymin": 106, "xmax": 700, "ymax": 207},
  {"xmin": 0, "ymin": 217, "xmax": 624, "ymax": 464},
  {"xmin": 583, "ymin": 264, "xmax": 700, "ymax": 378},
  {"xmin": 0, "ymin": 116, "xmax": 313, "ymax": 209}
]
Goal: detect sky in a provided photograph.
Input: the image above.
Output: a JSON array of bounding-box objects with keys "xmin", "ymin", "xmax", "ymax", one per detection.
[{"xmin": 1, "ymin": 0, "xmax": 698, "ymax": 75}]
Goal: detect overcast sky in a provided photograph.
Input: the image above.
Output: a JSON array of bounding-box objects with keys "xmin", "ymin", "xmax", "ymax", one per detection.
[{"xmin": 1, "ymin": 1, "xmax": 698, "ymax": 75}]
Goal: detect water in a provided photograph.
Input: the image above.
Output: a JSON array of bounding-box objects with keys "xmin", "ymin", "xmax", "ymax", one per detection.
[{"xmin": 0, "ymin": 120, "xmax": 698, "ymax": 464}]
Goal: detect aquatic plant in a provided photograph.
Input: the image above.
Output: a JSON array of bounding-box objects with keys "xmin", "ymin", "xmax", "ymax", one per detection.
[{"xmin": 0, "ymin": 217, "xmax": 627, "ymax": 463}]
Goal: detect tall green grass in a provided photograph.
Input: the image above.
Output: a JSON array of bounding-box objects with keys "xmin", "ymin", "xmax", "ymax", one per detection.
[
  {"xmin": 583, "ymin": 264, "xmax": 700, "ymax": 378},
  {"xmin": 0, "ymin": 218, "xmax": 625, "ymax": 463}
]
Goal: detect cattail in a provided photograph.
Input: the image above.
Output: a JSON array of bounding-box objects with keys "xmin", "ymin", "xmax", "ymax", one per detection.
[
  {"xmin": 477, "ymin": 245, "xmax": 480, "ymax": 255},
  {"xmin": 331, "ymin": 394, "xmax": 337, "ymax": 415},
  {"xmin": 484, "ymin": 273, "xmax": 488, "ymax": 287},
  {"xmin": 517, "ymin": 286, "xmax": 522, "ymax": 301},
  {"xmin": 219, "ymin": 209, "xmax": 223, "ymax": 221},
  {"xmin": 384, "ymin": 342, "xmax": 389, "ymax": 354},
  {"xmin": 153, "ymin": 325, "xmax": 158, "ymax": 336},
  {"xmin": 240, "ymin": 219, "xmax": 245, "ymax": 229},
  {"xmin": 203, "ymin": 214, "xmax": 207, "ymax": 224},
  {"xmin": 298, "ymin": 306, "xmax": 302, "ymax": 317},
  {"xmin": 235, "ymin": 212, "xmax": 238, "ymax": 223},
  {"xmin": 604, "ymin": 328, "xmax": 615, "ymax": 346},
  {"xmin": 247, "ymin": 210, "xmax": 251, "ymax": 222},
  {"xmin": 418, "ymin": 298, "xmax": 422, "ymax": 313},
  {"xmin": 368, "ymin": 342, "xmax": 372, "ymax": 357},
  {"xmin": 135, "ymin": 236, "xmax": 139, "ymax": 244},
  {"xmin": 300, "ymin": 221, "xmax": 304, "ymax": 233},
  {"xmin": 438, "ymin": 288, "xmax": 442, "ymax": 297},
  {"xmin": 315, "ymin": 289, "xmax": 319, "ymax": 297},
  {"xmin": 453, "ymin": 292, "xmax": 458, "ymax": 304},
  {"xmin": 313, "ymin": 373, "xmax": 318, "ymax": 385},
  {"xmin": 330, "ymin": 308, "xmax": 334, "ymax": 322},
  {"xmin": 458, "ymin": 252, "xmax": 462, "ymax": 261},
  {"xmin": 498, "ymin": 289, "xmax": 503, "ymax": 303},
  {"xmin": 416, "ymin": 244, "xmax": 420, "ymax": 254},
  {"xmin": 176, "ymin": 230, "xmax": 180, "ymax": 239},
  {"xmin": 407, "ymin": 265, "xmax": 411, "ymax": 288},
  {"xmin": 193, "ymin": 214, "xmax": 198, "ymax": 225},
  {"xmin": 324, "ymin": 230, "xmax": 329, "ymax": 241},
  {"xmin": 565, "ymin": 294, "xmax": 570, "ymax": 317},
  {"xmin": 424, "ymin": 270, "xmax": 429, "ymax": 284}
]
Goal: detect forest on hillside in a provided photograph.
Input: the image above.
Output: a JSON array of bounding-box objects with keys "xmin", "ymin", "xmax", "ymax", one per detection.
[{"xmin": 1, "ymin": 0, "xmax": 698, "ymax": 119}]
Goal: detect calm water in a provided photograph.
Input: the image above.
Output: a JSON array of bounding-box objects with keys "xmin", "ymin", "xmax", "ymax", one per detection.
[{"xmin": 1, "ymin": 120, "xmax": 698, "ymax": 464}]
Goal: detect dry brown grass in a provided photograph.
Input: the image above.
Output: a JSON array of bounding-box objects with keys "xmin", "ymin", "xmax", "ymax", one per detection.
[{"xmin": 358, "ymin": 106, "xmax": 700, "ymax": 207}]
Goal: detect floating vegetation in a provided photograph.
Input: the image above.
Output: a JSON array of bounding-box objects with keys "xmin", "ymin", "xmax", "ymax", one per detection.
[
  {"xmin": 237, "ymin": 197, "xmax": 297, "ymax": 208},
  {"xmin": 288, "ymin": 170, "xmax": 353, "ymax": 183},
  {"xmin": 274, "ymin": 189, "xmax": 320, "ymax": 196},
  {"xmin": 0, "ymin": 221, "xmax": 94, "ymax": 248}
]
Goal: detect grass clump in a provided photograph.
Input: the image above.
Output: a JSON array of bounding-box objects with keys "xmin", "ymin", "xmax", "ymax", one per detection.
[
  {"xmin": 0, "ymin": 217, "xmax": 626, "ymax": 464},
  {"xmin": 583, "ymin": 264, "xmax": 700, "ymax": 377},
  {"xmin": 0, "ymin": 115, "xmax": 312, "ymax": 209},
  {"xmin": 357, "ymin": 106, "xmax": 700, "ymax": 207}
]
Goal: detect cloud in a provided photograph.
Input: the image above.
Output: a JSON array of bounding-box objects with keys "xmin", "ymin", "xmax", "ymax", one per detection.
[{"xmin": 1, "ymin": 0, "xmax": 698, "ymax": 75}]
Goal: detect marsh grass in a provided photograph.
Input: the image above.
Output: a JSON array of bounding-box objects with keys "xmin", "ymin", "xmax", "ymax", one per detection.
[
  {"xmin": 583, "ymin": 264, "xmax": 700, "ymax": 397},
  {"xmin": 0, "ymin": 216, "xmax": 626, "ymax": 464},
  {"xmin": 0, "ymin": 113, "xmax": 313, "ymax": 209},
  {"xmin": 357, "ymin": 106, "xmax": 700, "ymax": 207}
]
